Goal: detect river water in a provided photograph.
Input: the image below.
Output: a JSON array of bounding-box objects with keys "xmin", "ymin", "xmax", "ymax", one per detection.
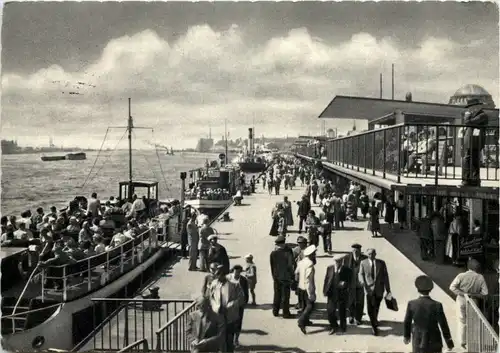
[{"xmin": 1, "ymin": 151, "xmax": 224, "ymax": 216}]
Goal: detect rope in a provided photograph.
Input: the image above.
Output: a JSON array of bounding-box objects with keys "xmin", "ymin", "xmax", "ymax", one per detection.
[
  {"xmin": 11, "ymin": 243, "xmax": 48, "ymax": 327},
  {"xmin": 132, "ymin": 130, "xmax": 171, "ymax": 196},
  {"xmin": 152, "ymin": 130, "xmax": 172, "ymax": 195},
  {"xmin": 84, "ymin": 129, "xmax": 128, "ymax": 188},
  {"xmin": 80, "ymin": 128, "xmax": 110, "ymax": 189}
]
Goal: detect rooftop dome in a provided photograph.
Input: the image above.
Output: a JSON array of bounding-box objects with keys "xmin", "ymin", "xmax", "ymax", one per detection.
[
  {"xmin": 453, "ymin": 84, "xmax": 491, "ymax": 97},
  {"xmin": 449, "ymin": 84, "xmax": 495, "ymax": 108}
]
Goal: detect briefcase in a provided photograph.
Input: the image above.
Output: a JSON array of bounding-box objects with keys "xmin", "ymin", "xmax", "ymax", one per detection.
[{"xmin": 385, "ymin": 295, "xmax": 399, "ymax": 312}]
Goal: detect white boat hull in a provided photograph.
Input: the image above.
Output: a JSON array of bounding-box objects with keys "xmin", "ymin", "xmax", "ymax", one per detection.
[
  {"xmin": 184, "ymin": 199, "xmax": 232, "ymax": 209},
  {"xmin": 1, "ymin": 248, "xmax": 167, "ymax": 352}
]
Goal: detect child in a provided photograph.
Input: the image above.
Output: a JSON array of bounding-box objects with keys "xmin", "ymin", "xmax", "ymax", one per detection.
[{"xmin": 244, "ymin": 254, "xmax": 257, "ymax": 305}]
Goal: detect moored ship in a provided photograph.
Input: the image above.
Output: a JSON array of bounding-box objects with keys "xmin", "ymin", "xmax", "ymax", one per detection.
[
  {"xmin": 237, "ymin": 128, "xmax": 268, "ymax": 173},
  {"xmin": 1, "ymin": 99, "xmax": 182, "ymax": 352},
  {"xmin": 184, "ymin": 163, "xmax": 242, "ymax": 220}
]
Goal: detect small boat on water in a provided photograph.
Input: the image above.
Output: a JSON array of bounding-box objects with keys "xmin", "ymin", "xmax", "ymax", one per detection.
[
  {"xmin": 40, "ymin": 155, "xmax": 66, "ymax": 162},
  {"xmin": 65, "ymin": 152, "xmax": 86, "ymax": 160},
  {"xmin": 40, "ymin": 153, "xmax": 87, "ymax": 162}
]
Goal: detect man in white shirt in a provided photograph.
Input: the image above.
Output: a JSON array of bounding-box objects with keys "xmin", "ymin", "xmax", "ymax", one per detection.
[
  {"xmin": 296, "ymin": 245, "xmax": 317, "ymax": 334},
  {"xmin": 129, "ymin": 195, "xmax": 146, "ymax": 219},
  {"xmin": 87, "ymin": 192, "xmax": 101, "ymax": 217},
  {"xmin": 449, "ymin": 258, "xmax": 489, "ymax": 349},
  {"xmin": 14, "ymin": 222, "xmax": 32, "ymax": 240}
]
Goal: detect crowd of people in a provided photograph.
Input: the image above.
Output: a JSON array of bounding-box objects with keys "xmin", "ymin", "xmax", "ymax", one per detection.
[
  {"xmin": 1, "ymin": 192, "xmax": 181, "ymax": 289},
  {"xmin": 184, "ymin": 156, "xmax": 497, "ymax": 353}
]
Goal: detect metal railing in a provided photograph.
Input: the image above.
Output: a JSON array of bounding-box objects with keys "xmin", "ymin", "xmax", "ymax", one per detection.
[
  {"xmin": 41, "ymin": 228, "xmax": 161, "ymax": 302},
  {"xmin": 38, "ymin": 214, "xmax": 181, "ymax": 303},
  {"xmin": 155, "ymin": 301, "xmax": 196, "ymax": 352},
  {"xmin": 465, "ymin": 294, "xmax": 499, "ymax": 352},
  {"xmin": 296, "ymin": 123, "xmax": 499, "ymax": 186},
  {"xmin": 117, "ymin": 339, "xmax": 149, "ymax": 353},
  {"xmin": 72, "ymin": 298, "xmax": 194, "ymax": 352}
]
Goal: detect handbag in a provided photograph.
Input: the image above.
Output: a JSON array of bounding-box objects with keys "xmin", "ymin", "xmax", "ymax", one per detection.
[{"xmin": 385, "ymin": 293, "xmax": 399, "ymax": 311}]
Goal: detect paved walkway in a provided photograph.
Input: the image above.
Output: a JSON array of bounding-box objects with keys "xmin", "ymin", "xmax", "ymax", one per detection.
[{"xmin": 142, "ymin": 182, "xmax": 459, "ymax": 352}]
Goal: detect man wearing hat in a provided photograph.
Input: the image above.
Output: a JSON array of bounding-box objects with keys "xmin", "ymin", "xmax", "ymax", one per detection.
[
  {"xmin": 323, "ymin": 255, "xmax": 352, "ymax": 334},
  {"xmin": 346, "ymin": 243, "xmax": 367, "ymax": 325},
  {"xmin": 449, "ymin": 257, "xmax": 489, "ymax": 349},
  {"xmin": 187, "ymin": 296, "xmax": 225, "ymax": 353},
  {"xmin": 187, "ymin": 212, "xmax": 200, "ymax": 271},
  {"xmin": 208, "ymin": 263, "xmax": 245, "ymax": 353},
  {"xmin": 403, "ymin": 276, "xmax": 454, "ymax": 353},
  {"xmin": 461, "ymin": 98, "xmax": 489, "ymax": 186},
  {"xmin": 358, "ymin": 248, "xmax": 392, "ymax": 336},
  {"xmin": 296, "ymin": 245, "xmax": 317, "ymax": 334},
  {"xmin": 269, "ymin": 235, "xmax": 295, "ymax": 318},
  {"xmin": 207, "ymin": 235, "xmax": 230, "ymax": 275},
  {"xmin": 292, "ymin": 236, "xmax": 308, "ymax": 311}
]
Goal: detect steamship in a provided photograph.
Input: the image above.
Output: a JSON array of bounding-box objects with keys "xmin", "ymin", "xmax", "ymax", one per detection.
[{"xmin": 237, "ymin": 128, "xmax": 268, "ymax": 173}]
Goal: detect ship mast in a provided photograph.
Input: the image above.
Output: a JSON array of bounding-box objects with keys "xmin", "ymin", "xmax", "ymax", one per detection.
[
  {"xmin": 224, "ymin": 119, "xmax": 228, "ymax": 166},
  {"xmin": 128, "ymin": 98, "xmax": 133, "ymax": 187}
]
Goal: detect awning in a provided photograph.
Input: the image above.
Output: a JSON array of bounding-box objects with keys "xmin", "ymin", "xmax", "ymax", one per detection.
[{"xmin": 318, "ymin": 95, "xmax": 467, "ymax": 121}]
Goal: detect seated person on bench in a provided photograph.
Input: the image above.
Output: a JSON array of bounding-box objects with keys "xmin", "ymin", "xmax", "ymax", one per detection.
[{"xmin": 406, "ymin": 130, "xmax": 437, "ymax": 173}]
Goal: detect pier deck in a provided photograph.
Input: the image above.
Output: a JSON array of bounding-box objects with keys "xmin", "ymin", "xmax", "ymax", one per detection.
[{"xmin": 87, "ymin": 183, "xmax": 460, "ymax": 352}]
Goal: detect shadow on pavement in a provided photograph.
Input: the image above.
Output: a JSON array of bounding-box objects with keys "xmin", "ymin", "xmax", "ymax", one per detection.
[
  {"xmin": 240, "ymin": 328, "xmax": 268, "ymax": 336},
  {"xmin": 380, "ymin": 224, "xmax": 463, "ymax": 299},
  {"xmin": 239, "ymin": 344, "xmax": 307, "ymax": 352},
  {"xmin": 334, "ymin": 226, "xmax": 364, "ymax": 231}
]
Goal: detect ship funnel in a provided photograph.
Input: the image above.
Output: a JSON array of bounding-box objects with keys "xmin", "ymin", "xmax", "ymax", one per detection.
[{"xmin": 248, "ymin": 128, "xmax": 254, "ymax": 155}]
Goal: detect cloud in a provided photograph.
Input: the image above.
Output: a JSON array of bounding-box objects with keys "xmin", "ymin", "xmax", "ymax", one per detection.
[{"xmin": 2, "ymin": 25, "xmax": 498, "ymax": 149}]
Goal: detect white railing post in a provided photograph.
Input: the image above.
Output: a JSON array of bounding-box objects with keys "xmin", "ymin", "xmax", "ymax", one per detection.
[
  {"xmin": 120, "ymin": 244, "xmax": 124, "ymax": 273},
  {"xmin": 105, "ymin": 251, "xmax": 110, "ymax": 283},
  {"xmin": 87, "ymin": 258, "xmax": 92, "ymax": 291},
  {"xmin": 41, "ymin": 269, "xmax": 45, "ymax": 303},
  {"xmin": 62, "ymin": 267, "xmax": 67, "ymax": 301}
]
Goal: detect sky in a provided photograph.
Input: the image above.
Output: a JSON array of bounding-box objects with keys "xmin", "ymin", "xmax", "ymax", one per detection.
[{"xmin": 1, "ymin": 1, "xmax": 499, "ymax": 150}]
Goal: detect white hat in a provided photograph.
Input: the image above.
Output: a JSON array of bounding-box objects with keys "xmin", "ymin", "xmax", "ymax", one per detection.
[
  {"xmin": 208, "ymin": 234, "xmax": 218, "ymax": 241},
  {"xmin": 303, "ymin": 245, "xmax": 317, "ymax": 257},
  {"xmin": 244, "ymin": 253, "xmax": 253, "ymax": 259}
]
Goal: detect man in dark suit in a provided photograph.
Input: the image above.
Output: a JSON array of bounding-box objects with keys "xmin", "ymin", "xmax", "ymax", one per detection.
[
  {"xmin": 346, "ymin": 243, "xmax": 367, "ymax": 325},
  {"xmin": 461, "ymin": 98, "xmax": 489, "ymax": 187},
  {"xmin": 297, "ymin": 195, "xmax": 311, "ymax": 234},
  {"xmin": 404, "ymin": 276, "xmax": 454, "ymax": 353},
  {"xmin": 323, "ymin": 255, "xmax": 352, "ymax": 334},
  {"xmin": 187, "ymin": 296, "xmax": 226, "ymax": 353},
  {"xmin": 358, "ymin": 248, "xmax": 392, "ymax": 336},
  {"xmin": 270, "ymin": 235, "xmax": 295, "ymax": 318}
]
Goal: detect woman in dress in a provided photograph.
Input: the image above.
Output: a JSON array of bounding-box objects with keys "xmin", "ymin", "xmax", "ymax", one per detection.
[
  {"xmin": 396, "ymin": 194, "xmax": 407, "ymax": 230},
  {"xmin": 368, "ymin": 200, "xmax": 381, "ymax": 237},
  {"xmin": 269, "ymin": 203, "xmax": 282, "ymax": 236},
  {"xmin": 384, "ymin": 196, "xmax": 396, "ymax": 229},
  {"xmin": 359, "ymin": 191, "xmax": 370, "ymax": 218},
  {"xmin": 227, "ymin": 265, "xmax": 249, "ymax": 348}
]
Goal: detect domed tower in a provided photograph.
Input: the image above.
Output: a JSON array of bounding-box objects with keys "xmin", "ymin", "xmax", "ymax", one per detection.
[{"xmin": 449, "ymin": 84, "xmax": 495, "ymax": 108}]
